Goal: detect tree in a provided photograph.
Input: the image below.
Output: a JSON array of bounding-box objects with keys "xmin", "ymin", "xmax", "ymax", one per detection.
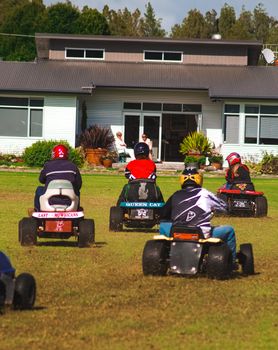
[
  {"xmin": 230, "ymin": 7, "xmax": 255, "ymax": 40},
  {"xmin": 103, "ymin": 5, "xmax": 143, "ymax": 36},
  {"xmin": 141, "ymin": 2, "xmax": 165, "ymax": 37},
  {"xmin": 171, "ymin": 9, "xmax": 206, "ymax": 39},
  {"xmin": 45, "ymin": 0, "xmax": 80, "ymax": 34},
  {"xmin": 203, "ymin": 9, "xmax": 218, "ymax": 39},
  {"xmin": 218, "ymin": 3, "xmax": 236, "ymax": 39},
  {"xmin": 74, "ymin": 6, "xmax": 110, "ymax": 35},
  {"xmin": 253, "ymin": 3, "xmax": 270, "ymax": 42},
  {"xmin": 0, "ymin": 0, "xmax": 46, "ymax": 61}
]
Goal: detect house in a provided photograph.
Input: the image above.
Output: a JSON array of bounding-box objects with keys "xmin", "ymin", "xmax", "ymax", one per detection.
[{"xmin": 0, "ymin": 33, "xmax": 278, "ymax": 162}]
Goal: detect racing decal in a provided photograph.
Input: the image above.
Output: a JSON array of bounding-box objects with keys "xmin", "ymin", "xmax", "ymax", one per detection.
[
  {"xmin": 186, "ymin": 210, "xmax": 196, "ymax": 222},
  {"xmin": 236, "ymin": 183, "xmax": 247, "ymax": 191},
  {"xmin": 138, "ymin": 182, "xmax": 148, "ymax": 200},
  {"xmin": 33, "ymin": 211, "xmax": 84, "ymax": 219}
]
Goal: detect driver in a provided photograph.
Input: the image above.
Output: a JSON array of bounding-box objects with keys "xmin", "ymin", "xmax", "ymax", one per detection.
[
  {"xmin": 117, "ymin": 142, "xmax": 163, "ymax": 204},
  {"xmin": 225, "ymin": 152, "xmax": 254, "ymax": 191},
  {"xmin": 160, "ymin": 166, "xmax": 237, "ymax": 267},
  {"xmin": 34, "ymin": 144, "xmax": 82, "ymax": 210}
]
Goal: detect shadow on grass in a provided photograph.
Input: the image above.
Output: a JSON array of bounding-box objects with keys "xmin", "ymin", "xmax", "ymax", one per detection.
[{"xmin": 37, "ymin": 241, "xmax": 107, "ymax": 248}]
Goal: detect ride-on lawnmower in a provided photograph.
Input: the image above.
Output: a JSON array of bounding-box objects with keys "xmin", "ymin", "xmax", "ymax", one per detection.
[
  {"xmin": 109, "ymin": 179, "xmax": 164, "ymax": 231},
  {"xmin": 217, "ymin": 188, "xmax": 268, "ymax": 217},
  {"xmin": 142, "ymin": 224, "xmax": 254, "ymax": 280},
  {"xmin": 0, "ymin": 251, "xmax": 36, "ymax": 310},
  {"xmin": 18, "ymin": 180, "xmax": 95, "ymax": 247}
]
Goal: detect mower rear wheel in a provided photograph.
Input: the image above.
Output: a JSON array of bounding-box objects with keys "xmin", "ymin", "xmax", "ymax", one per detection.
[
  {"xmin": 238, "ymin": 243, "xmax": 254, "ymax": 275},
  {"xmin": 109, "ymin": 206, "xmax": 123, "ymax": 231},
  {"xmin": 142, "ymin": 240, "xmax": 169, "ymax": 276},
  {"xmin": 207, "ymin": 243, "xmax": 233, "ymax": 280},
  {"xmin": 78, "ymin": 219, "xmax": 95, "ymax": 248},
  {"xmin": 13, "ymin": 273, "xmax": 36, "ymax": 310},
  {"xmin": 19, "ymin": 217, "xmax": 37, "ymax": 246},
  {"xmin": 254, "ymin": 196, "xmax": 268, "ymax": 217}
]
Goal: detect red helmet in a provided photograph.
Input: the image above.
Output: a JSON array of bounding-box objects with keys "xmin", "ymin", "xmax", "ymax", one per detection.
[
  {"xmin": 226, "ymin": 152, "xmax": 241, "ymax": 166},
  {"xmin": 52, "ymin": 144, "xmax": 68, "ymax": 159}
]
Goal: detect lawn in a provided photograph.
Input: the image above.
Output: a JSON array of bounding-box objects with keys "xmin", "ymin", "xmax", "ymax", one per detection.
[{"xmin": 0, "ymin": 172, "xmax": 277, "ymax": 350}]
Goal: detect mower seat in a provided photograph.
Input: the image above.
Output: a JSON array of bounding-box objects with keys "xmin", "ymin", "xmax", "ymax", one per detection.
[{"xmin": 39, "ymin": 180, "xmax": 79, "ymax": 212}]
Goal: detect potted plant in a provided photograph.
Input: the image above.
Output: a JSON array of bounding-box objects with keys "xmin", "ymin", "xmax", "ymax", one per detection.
[
  {"xmin": 184, "ymin": 155, "xmax": 200, "ymax": 169},
  {"xmin": 101, "ymin": 151, "xmax": 118, "ymax": 168},
  {"xmin": 179, "ymin": 131, "xmax": 212, "ymax": 158},
  {"xmin": 208, "ymin": 154, "xmax": 223, "ymax": 170},
  {"xmin": 79, "ymin": 125, "xmax": 115, "ymax": 165}
]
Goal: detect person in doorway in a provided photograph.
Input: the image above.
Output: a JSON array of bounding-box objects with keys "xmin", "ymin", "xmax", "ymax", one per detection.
[
  {"xmin": 160, "ymin": 166, "xmax": 237, "ymax": 266},
  {"xmin": 225, "ymin": 152, "xmax": 254, "ymax": 191},
  {"xmin": 115, "ymin": 131, "xmax": 129, "ymax": 163},
  {"xmin": 34, "ymin": 144, "xmax": 82, "ymax": 210},
  {"xmin": 116, "ymin": 142, "xmax": 163, "ymax": 204},
  {"xmin": 141, "ymin": 133, "xmax": 153, "ymax": 160}
]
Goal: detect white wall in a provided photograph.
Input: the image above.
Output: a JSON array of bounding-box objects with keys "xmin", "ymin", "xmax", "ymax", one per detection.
[{"xmin": 81, "ymin": 88, "xmax": 223, "ymax": 140}]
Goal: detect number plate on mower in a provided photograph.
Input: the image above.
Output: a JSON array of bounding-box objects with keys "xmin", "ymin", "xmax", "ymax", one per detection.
[
  {"xmin": 45, "ymin": 220, "xmax": 72, "ymax": 232},
  {"xmin": 232, "ymin": 200, "xmax": 249, "ymax": 208},
  {"xmin": 130, "ymin": 209, "xmax": 153, "ymax": 220}
]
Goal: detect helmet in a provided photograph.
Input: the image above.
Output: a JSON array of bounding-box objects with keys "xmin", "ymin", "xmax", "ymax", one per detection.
[
  {"xmin": 179, "ymin": 166, "xmax": 203, "ymax": 188},
  {"xmin": 134, "ymin": 142, "xmax": 149, "ymax": 157},
  {"xmin": 52, "ymin": 144, "xmax": 69, "ymax": 159},
  {"xmin": 226, "ymin": 152, "xmax": 241, "ymax": 166}
]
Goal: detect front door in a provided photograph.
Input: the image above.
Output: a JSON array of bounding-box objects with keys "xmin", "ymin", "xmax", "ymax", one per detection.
[
  {"xmin": 124, "ymin": 114, "xmax": 161, "ymax": 161},
  {"xmin": 162, "ymin": 114, "xmax": 198, "ymax": 161}
]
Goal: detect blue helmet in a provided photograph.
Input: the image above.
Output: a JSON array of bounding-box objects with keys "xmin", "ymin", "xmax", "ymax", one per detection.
[{"xmin": 134, "ymin": 142, "xmax": 149, "ymax": 157}]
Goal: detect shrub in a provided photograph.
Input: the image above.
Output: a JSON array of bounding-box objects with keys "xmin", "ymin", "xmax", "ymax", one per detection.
[
  {"xmin": 179, "ymin": 131, "xmax": 212, "ymax": 156},
  {"xmin": 260, "ymin": 152, "xmax": 278, "ymax": 174},
  {"xmin": 22, "ymin": 140, "xmax": 85, "ymax": 167},
  {"xmin": 78, "ymin": 124, "xmax": 115, "ymax": 149},
  {"xmin": 208, "ymin": 154, "xmax": 223, "ymax": 164}
]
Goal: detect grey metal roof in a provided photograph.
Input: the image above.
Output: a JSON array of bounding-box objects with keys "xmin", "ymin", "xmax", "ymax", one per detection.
[{"xmin": 0, "ymin": 60, "xmax": 278, "ymax": 100}]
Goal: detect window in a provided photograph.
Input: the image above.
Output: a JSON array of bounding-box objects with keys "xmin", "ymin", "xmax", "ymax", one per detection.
[
  {"xmin": 142, "ymin": 103, "xmax": 162, "ymax": 111},
  {"xmin": 123, "ymin": 102, "xmax": 141, "ymax": 110},
  {"xmin": 144, "ymin": 50, "xmax": 182, "ymax": 62},
  {"xmin": 224, "ymin": 115, "xmax": 239, "ymax": 143},
  {"xmin": 183, "ymin": 104, "xmax": 202, "ymax": 112},
  {"xmin": 0, "ymin": 97, "xmax": 43, "ymax": 137},
  {"xmin": 224, "ymin": 104, "xmax": 240, "ymax": 144},
  {"xmin": 244, "ymin": 104, "xmax": 278, "ymax": 145},
  {"xmin": 163, "ymin": 103, "xmax": 182, "ymax": 112},
  {"xmin": 66, "ymin": 48, "xmax": 104, "ymax": 60},
  {"xmin": 245, "ymin": 116, "xmax": 258, "ymax": 144}
]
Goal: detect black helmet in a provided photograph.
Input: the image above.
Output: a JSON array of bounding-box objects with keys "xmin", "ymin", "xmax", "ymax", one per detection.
[{"xmin": 134, "ymin": 142, "xmax": 149, "ymax": 157}]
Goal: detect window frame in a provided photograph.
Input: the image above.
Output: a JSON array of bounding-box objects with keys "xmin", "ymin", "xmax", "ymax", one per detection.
[
  {"xmin": 65, "ymin": 47, "xmax": 105, "ymax": 60},
  {"xmin": 0, "ymin": 97, "xmax": 44, "ymax": 138},
  {"xmin": 143, "ymin": 50, "xmax": 183, "ymax": 63}
]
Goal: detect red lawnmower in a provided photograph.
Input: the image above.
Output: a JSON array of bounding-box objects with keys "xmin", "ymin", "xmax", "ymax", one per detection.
[
  {"xmin": 18, "ymin": 180, "xmax": 95, "ymax": 247},
  {"xmin": 217, "ymin": 188, "xmax": 268, "ymax": 217}
]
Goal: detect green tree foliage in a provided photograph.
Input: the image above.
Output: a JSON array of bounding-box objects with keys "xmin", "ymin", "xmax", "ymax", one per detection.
[
  {"xmin": 171, "ymin": 9, "xmax": 206, "ymax": 39},
  {"xmin": 218, "ymin": 3, "xmax": 236, "ymax": 39},
  {"xmin": 103, "ymin": 5, "xmax": 143, "ymax": 36},
  {"xmin": 253, "ymin": 3, "xmax": 270, "ymax": 42},
  {"xmin": 141, "ymin": 2, "xmax": 165, "ymax": 37},
  {"xmin": 0, "ymin": 0, "xmax": 46, "ymax": 61},
  {"xmin": 230, "ymin": 7, "xmax": 255, "ymax": 40},
  {"xmin": 74, "ymin": 6, "xmax": 110, "ymax": 35},
  {"xmin": 203, "ymin": 9, "xmax": 218, "ymax": 38},
  {"xmin": 44, "ymin": 1, "xmax": 80, "ymax": 34}
]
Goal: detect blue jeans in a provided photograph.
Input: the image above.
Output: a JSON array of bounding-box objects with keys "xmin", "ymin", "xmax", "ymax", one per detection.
[
  {"xmin": 212, "ymin": 225, "xmax": 237, "ymax": 262},
  {"xmin": 34, "ymin": 186, "xmax": 45, "ymax": 210}
]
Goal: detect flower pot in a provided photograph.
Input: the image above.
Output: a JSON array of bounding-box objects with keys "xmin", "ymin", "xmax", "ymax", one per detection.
[
  {"xmin": 211, "ymin": 162, "xmax": 222, "ymax": 170},
  {"xmin": 85, "ymin": 148, "xmax": 107, "ymax": 165},
  {"xmin": 102, "ymin": 159, "xmax": 113, "ymax": 168}
]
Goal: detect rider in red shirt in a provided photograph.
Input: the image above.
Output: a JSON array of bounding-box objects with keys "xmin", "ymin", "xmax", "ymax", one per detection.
[
  {"xmin": 124, "ymin": 142, "xmax": 156, "ymax": 180},
  {"xmin": 117, "ymin": 142, "xmax": 163, "ymax": 204}
]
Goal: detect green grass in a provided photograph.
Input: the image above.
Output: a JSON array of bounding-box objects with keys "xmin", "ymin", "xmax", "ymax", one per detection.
[{"xmin": 0, "ymin": 172, "xmax": 278, "ymax": 350}]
